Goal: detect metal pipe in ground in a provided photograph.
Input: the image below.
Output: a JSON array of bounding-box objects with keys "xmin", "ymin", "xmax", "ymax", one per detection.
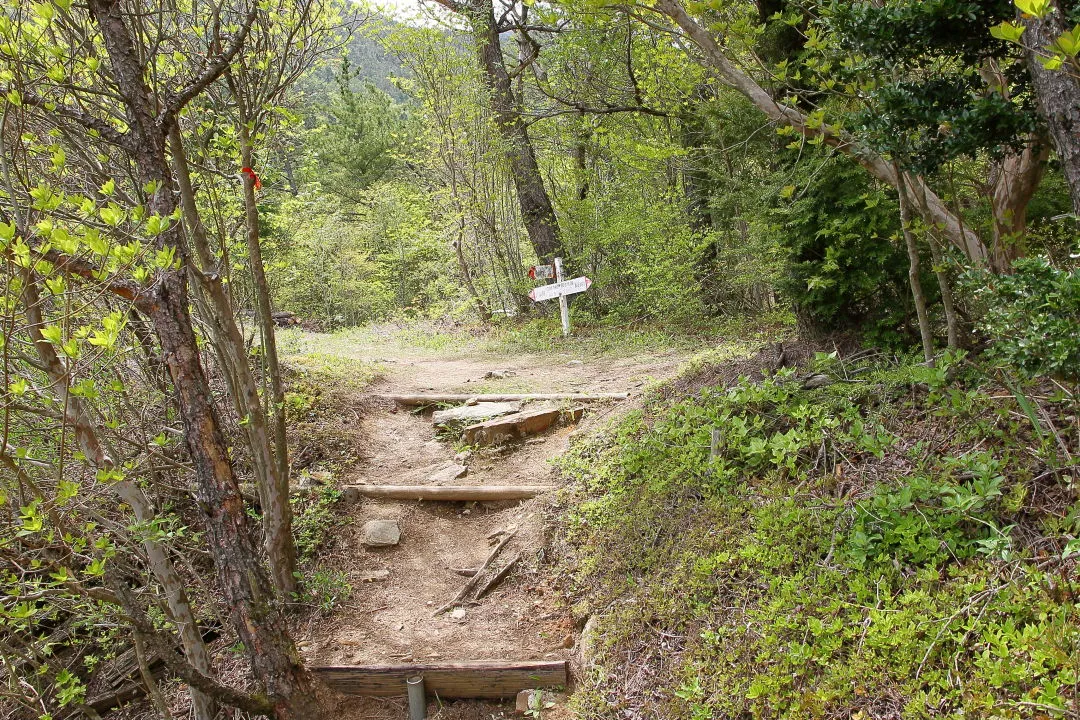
[{"xmin": 407, "ymin": 675, "xmax": 425, "ymax": 720}]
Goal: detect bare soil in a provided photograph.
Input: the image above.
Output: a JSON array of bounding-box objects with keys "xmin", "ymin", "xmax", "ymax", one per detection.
[{"xmin": 299, "ymin": 346, "xmax": 690, "ymax": 719}]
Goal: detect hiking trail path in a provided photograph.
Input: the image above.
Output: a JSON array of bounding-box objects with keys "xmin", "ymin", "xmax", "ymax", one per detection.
[{"xmin": 290, "ymin": 338, "xmax": 691, "ymax": 719}]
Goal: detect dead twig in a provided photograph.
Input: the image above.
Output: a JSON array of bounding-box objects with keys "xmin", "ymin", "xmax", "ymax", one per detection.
[
  {"xmin": 434, "ymin": 529, "xmax": 518, "ymax": 616},
  {"xmin": 476, "ymin": 552, "xmax": 521, "ymax": 600}
]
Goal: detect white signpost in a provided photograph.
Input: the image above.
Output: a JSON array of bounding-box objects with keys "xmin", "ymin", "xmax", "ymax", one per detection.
[{"xmin": 527, "ymin": 257, "xmax": 591, "ymax": 336}]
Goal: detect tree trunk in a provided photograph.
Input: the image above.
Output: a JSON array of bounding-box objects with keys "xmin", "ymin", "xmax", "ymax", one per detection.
[
  {"xmin": 87, "ymin": 0, "xmax": 319, "ymax": 714},
  {"xmin": 170, "ymin": 121, "xmax": 298, "ymax": 599},
  {"xmin": 896, "ymin": 175, "xmax": 935, "ymax": 364},
  {"xmin": 1023, "ymin": 5, "xmax": 1080, "ymax": 215},
  {"xmin": 238, "ymin": 123, "xmax": 297, "ymax": 598},
  {"xmin": 904, "ymin": 173, "xmax": 961, "ymax": 349},
  {"xmin": 465, "ymin": 0, "xmax": 562, "ymax": 261},
  {"xmin": 925, "ymin": 232, "xmax": 960, "ymax": 350}
]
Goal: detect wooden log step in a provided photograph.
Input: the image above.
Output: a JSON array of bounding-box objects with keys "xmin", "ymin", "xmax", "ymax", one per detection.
[
  {"xmin": 345, "ymin": 485, "xmax": 554, "ymax": 502},
  {"xmin": 311, "ymin": 660, "xmax": 568, "ymax": 698},
  {"xmin": 380, "ymin": 392, "xmax": 628, "ymax": 406},
  {"xmin": 462, "ymin": 407, "xmax": 584, "ymax": 446}
]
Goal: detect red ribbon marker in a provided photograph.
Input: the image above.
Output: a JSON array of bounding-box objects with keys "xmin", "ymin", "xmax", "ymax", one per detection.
[{"xmin": 240, "ymin": 166, "xmax": 262, "ymax": 191}]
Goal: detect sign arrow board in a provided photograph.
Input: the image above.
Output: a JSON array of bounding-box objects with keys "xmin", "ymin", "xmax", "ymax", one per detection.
[{"xmin": 528, "ymin": 276, "xmax": 592, "ymax": 302}]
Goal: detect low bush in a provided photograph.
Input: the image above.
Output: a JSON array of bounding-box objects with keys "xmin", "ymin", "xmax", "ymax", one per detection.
[{"xmin": 556, "ymin": 352, "xmax": 1078, "ymax": 719}]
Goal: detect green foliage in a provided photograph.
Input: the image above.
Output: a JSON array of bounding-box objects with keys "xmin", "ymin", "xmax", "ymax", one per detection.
[
  {"xmin": 558, "ymin": 354, "xmax": 1078, "ymax": 719},
  {"xmin": 292, "ymin": 484, "xmax": 343, "ymax": 562},
  {"xmin": 292, "ymin": 567, "xmax": 352, "ymax": 615},
  {"xmin": 973, "ymin": 256, "xmax": 1080, "ymax": 380},
  {"xmin": 305, "ymin": 57, "xmax": 404, "ymax": 201},
  {"xmin": 827, "ymin": 0, "xmax": 1037, "ymax": 173},
  {"xmin": 768, "ymin": 154, "xmax": 919, "ymax": 341}
]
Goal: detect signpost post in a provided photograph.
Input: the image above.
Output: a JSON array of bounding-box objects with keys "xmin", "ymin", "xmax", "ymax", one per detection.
[
  {"xmin": 554, "ymin": 257, "xmax": 570, "ymax": 337},
  {"xmin": 527, "ymin": 257, "xmax": 591, "ymax": 337}
]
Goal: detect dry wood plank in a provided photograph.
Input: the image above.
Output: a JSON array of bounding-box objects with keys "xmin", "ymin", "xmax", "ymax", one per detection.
[
  {"xmin": 381, "ymin": 392, "xmax": 628, "ymax": 406},
  {"xmin": 462, "ymin": 407, "xmax": 584, "ymax": 446},
  {"xmin": 345, "ymin": 485, "xmax": 553, "ymax": 502},
  {"xmin": 311, "ymin": 660, "xmax": 568, "ymax": 698}
]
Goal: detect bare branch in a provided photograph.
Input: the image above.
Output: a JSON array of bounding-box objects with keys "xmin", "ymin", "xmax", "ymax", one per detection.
[{"xmin": 161, "ymin": 5, "xmax": 259, "ymax": 126}]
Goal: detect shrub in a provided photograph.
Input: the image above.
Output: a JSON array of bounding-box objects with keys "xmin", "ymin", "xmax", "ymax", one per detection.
[{"xmin": 975, "ymin": 256, "xmax": 1080, "ymax": 380}]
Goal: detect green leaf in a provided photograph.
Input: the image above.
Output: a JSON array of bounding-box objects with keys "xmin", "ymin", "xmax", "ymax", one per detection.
[
  {"xmin": 1015, "ymin": 0, "xmax": 1051, "ymax": 18},
  {"xmin": 989, "ymin": 21, "xmax": 1025, "ymax": 43},
  {"xmin": 1051, "ymin": 24, "xmax": 1080, "ymax": 57},
  {"xmin": 1040, "ymin": 53, "xmax": 1064, "ymax": 70}
]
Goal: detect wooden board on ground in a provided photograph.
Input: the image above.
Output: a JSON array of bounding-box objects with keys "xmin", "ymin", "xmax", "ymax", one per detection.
[
  {"xmin": 462, "ymin": 406, "xmax": 584, "ymax": 446},
  {"xmin": 382, "ymin": 392, "xmax": 628, "ymax": 406},
  {"xmin": 344, "ymin": 485, "xmax": 553, "ymax": 502},
  {"xmin": 311, "ymin": 660, "xmax": 568, "ymax": 698}
]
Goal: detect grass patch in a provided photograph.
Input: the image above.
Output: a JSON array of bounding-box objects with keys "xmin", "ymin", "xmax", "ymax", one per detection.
[{"xmin": 556, "ymin": 351, "xmax": 1078, "ymax": 719}]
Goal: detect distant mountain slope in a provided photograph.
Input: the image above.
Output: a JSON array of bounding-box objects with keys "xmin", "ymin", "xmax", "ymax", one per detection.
[{"xmin": 303, "ymin": 14, "xmax": 410, "ymax": 105}]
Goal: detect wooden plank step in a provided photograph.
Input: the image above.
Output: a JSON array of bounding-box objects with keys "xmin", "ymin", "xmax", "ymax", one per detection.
[
  {"xmin": 380, "ymin": 393, "xmax": 628, "ymax": 406},
  {"xmin": 462, "ymin": 407, "xmax": 584, "ymax": 446},
  {"xmin": 311, "ymin": 660, "xmax": 568, "ymax": 698},
  {"xmin": 345, "ymin": 485, "xmax": 553, "ymax": 502}
]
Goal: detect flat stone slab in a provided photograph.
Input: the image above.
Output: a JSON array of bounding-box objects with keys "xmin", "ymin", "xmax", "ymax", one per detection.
[
  {"xmin": 362, "ymin": 520, "xmax": 401, "ymax": 547},
  {"xmin": 432, "ymin": 402, "xmax": 520, "ymax": 426},
  {"xmin": 462, "ymin": 406, "xmax": 585, "ymax": 446},
  {"xmin": 427, "ymin": 464, "xmax": 468, "ymax": 484}
]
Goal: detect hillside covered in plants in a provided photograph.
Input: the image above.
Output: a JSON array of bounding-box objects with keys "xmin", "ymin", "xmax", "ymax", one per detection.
[{"xmin": 0, "ymin": 0, "xmax": 1076, "ymax": 718}]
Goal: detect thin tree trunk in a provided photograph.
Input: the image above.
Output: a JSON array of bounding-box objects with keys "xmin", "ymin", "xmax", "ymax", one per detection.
[
  {"xmin": 20, "ymin": 272, "xmax": 218, "ymax": 720},
  {"xmin": 1023, "ymin": 4, "xmax": 1080, "ymax": 215},
  {"xmin": 87, "ymin": 0, "xmax": 319, "ymax": 714},
  {"xmin": 454, "ymin": 220, "xmax": 493, "ymax": 320},
  {"xmin": 905, "ymin": 173, "xmax": 961, "ymax": 350},
  {"xmin": 925, "ymin": 233, "xmax": 959, "ymax": 350},
  {"xmin": 238, "ymin": 123, "xmax": 297, "ymax": 598},
  {"xmin": 458, "ymin": 0, "xmax": 562, "ymax": 261},
  {"xmin": 170, "ymin": 121, "xmax": 298, "ymax": 598},
  {"xmin": 896, "ymin": 174, "xmax": 935, "ymax": 364},
  {"xmin": 132, "ymin": 629, "xmax": 172, "ymax": 720}
]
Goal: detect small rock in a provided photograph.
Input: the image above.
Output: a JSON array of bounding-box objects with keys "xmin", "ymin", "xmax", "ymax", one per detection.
[
  {"xmin": 566, "ymin": 360, "xmax": 584, "ymax": 367},
  {"xmin": 357, "ymin": 569, "xmax": 390, "ymax": 582},
  {"xmin": 484, "ymin": 369, "xmax": 516, "ymax": 379},
  {"xmin": 362, "ymin": 520, "xmax": 401, "ymax": 547},
  {"xmin": 465, "ymin": 396, "xmax": 479, "ymax": 406},
  {"xmin": 461, "ymin": 508, "xmax": 471, "ymax": 516},
  {"xmin": 455, "ymin": 450, "xmax": 472, "ymax": 464},
  {"xmin": 578, "ymin": 614, "xmax": 600, "ymax": 669},
  {"xmin": 801, "ymin": 373, "xmax": 833, "ymax": 390},
  {"xmin": 341, "ymin": 486, "xmax": 363, "ymax": 504},
  {"xmin": 450, "ymin": 607, "xmax": 467, "ymax": 620},
  {"xmin": 427, "ymin": 464, "xmax": 468, "ymax": 484}
]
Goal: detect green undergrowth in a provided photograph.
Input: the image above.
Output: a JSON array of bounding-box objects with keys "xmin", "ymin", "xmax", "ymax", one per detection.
[{"xmin": 556, "ymin": 351, "xmax": 1079, "ymax": 719}]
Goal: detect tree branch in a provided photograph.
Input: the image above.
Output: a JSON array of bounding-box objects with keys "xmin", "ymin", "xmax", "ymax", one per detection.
[
  {"xmin": 7, "ymin": 87, "xmax": 133, "ymax": 152},
  {"xmin": 109, "ymin": 571, "xmax": 275, "ymax": 716},
  {"xmin": 160, "ymin": 5, "xmax": 258, "ymax": 126}
]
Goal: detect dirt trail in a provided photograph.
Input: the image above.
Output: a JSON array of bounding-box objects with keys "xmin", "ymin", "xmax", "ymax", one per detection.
[{"xmin": 299, "ymin": 344, "xmax": 688, "ymax": 718}]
